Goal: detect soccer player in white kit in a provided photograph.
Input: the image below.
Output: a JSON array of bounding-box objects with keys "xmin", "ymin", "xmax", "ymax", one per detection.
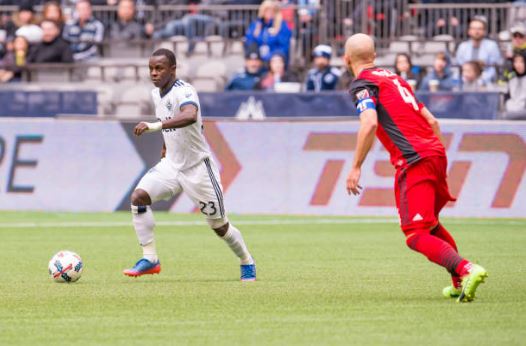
[{"xmin": 123, "ymin": 49, "xmax": 256, "ymax": 281}]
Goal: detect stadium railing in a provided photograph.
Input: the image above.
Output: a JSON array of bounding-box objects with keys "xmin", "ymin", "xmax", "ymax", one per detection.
[
  {"xmin": 20, "ymin": 61, "xmax": 147, "ymax": 83},
  {"xmin": 323, "ymin": 1, "xmax": 522, "ymax": 53},
  {"xmin": 12, "ymin": 61, "xmax": 507, "ymax": 84},
  {"xmin": 407, "ymin": 2, "xmax": 524, "ymax": 40},
  {"xmin": 1, "ymin": 2, "xmax": 523, "ymax": 60},
  {"xmin": 93, "ymin": 3, "xmax": 322, "ymax": 65}
]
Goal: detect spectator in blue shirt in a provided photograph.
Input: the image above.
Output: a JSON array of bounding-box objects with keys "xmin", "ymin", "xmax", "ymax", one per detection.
[
  {"xmin": 419, "ymin": 52, "xmax": 459, "ymax": 92},
  {"xmin": 63, "ymin": 0, "xmax": 104, "ymax": 61},
  {"xmin": 305, "ymin": 44, "xmax": 341, "ymax": 92},
  {"xmin": 455, "ymin": 16, "xmax": 502, "ymax": 83},
  {"xmin": 225, "ymin": 51, "xmax": 264, "ymax": 91},
  {"xmin": 245, "ymin": 0, "xmax": 292, "ymax": 65}
]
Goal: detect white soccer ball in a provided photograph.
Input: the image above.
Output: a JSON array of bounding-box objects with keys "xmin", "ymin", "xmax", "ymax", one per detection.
[{"xmin": 48, "ymin": 250, "xmax": 84, "ymax": 283}]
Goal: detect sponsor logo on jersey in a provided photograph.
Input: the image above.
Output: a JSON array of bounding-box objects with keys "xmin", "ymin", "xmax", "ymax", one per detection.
[
  {"xmin": 356, "ymin": 89, "xmax": 370, "ymax": 100},
  {"xmin": 166, "ymin": 100, "xmax": 173, "ymax": 111}
]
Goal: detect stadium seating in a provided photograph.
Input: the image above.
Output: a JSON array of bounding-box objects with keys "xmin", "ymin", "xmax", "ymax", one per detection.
[{"xmin": 0, "ymin": 1, "xmax": 522, "ymax": 118}]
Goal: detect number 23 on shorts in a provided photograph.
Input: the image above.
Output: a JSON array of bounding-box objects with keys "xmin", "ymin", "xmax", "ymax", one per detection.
[{"xmin": 199, "ymin": 201, "xmax": 217, "ymax": 216}]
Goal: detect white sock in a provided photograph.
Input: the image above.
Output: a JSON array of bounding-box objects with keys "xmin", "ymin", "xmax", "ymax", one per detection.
[
  {"xmin": 131, "ymin": 205, "xmax": 158, "ymax": 262},
  {"xmin": 142, "ymin": 240, "xmax": 158, "ymax": 263},
  {"xmin": 222, "ymin": 223, "xmax": 253, "ymax": 265}
]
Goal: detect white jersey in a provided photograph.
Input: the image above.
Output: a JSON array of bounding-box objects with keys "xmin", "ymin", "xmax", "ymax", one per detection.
[{"xmin": 151, "ymin": 79, "xmax": 211, "ymax": 171}]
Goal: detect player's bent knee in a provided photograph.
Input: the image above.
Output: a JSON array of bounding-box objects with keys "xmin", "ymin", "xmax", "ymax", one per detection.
[
  {"xmin": 207, "ymin": 217, "xmax": 229, "ymax": 236},
  {"xmin": 131, "ymin": 189, "xmax": 152, "ymax": 206},
  {"xmin": 405, "ymin": 231, "xmax": 421, "ymax": 250}
]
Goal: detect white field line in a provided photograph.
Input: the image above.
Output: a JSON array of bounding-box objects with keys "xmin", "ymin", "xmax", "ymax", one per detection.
[{"xmin": 0, "ymin": 218, "xmax": 523, "ymax": 229}]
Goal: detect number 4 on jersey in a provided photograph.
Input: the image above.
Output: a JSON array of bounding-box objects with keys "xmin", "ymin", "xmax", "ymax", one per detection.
[{"xmin": 392, "ymin": 78, "xmax": 419, "ymax": 111}]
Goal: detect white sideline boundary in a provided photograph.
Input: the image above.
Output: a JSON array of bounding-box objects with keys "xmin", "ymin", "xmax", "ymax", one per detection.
[{"xmin": 0, "ymin": 218, "xmax": 523, "ymax": 229}]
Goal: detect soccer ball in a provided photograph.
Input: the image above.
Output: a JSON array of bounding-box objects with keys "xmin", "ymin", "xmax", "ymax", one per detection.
[{"xmin": 48, "ymin": 250, "xmax": 83, "ymax": 283}]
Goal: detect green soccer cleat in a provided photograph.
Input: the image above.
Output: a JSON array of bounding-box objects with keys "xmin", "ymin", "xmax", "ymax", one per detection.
[
  {"xmin": 457, "ymin": 264, "xmax": 488, "ymax": 303},
  {"xmin": 442, "ymin": 285, "xmax": 462, "ymax": 298}
]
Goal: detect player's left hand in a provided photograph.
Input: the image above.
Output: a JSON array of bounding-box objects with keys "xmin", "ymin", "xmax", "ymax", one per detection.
[
  {"xmin": 346, "ymin": 167, "xmax": 363, "ymax": 195},
  {"xmin": 134, "ymin": 122, "xmax": 149, "ymax": 136}
]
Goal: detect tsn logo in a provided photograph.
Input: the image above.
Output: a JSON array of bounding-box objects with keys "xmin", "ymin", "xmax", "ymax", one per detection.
[{"xmin": 302, "ymin": 132, "xmax": 526, "ymax": 209}]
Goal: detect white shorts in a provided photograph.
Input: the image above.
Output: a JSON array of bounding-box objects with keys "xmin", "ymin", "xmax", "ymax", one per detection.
[{"xmin": 136, "ymin": 157, "xmax": 225, "ymax": 219}]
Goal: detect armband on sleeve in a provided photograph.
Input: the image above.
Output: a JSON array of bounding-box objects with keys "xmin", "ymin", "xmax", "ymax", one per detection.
[{"xmin": 356, "ymin": 98, "xmax": 376, "ymax": 113}]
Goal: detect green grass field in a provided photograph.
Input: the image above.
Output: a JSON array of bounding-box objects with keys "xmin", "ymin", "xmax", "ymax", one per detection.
[{"xmin": 0, "ymin": 212, "xmax": 524, "ymax": 345}]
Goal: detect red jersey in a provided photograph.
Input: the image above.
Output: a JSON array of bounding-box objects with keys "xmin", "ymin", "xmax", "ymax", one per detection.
[{"xmin": 350, "ymin": 67, "xmax": 445, "ymax": 169}]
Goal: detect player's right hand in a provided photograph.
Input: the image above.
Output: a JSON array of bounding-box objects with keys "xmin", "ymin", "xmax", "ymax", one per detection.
[{"xmin": 134, "ymin": 122, "xmax": 149, "ymax": 136}]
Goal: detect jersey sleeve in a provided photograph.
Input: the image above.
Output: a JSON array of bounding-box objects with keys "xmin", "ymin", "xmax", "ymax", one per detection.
[
  {"xmin": 349, "ymin": 78, "xmax": 379, "ymax": 114},
  {"xmin": 177, "ymin": 85, "xmax": 200, "ymax": 111}
]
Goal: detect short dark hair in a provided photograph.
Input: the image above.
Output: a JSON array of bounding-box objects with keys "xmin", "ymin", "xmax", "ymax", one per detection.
[
  {"xmin": 19, "ymin": 3, "xmax": 35, "ymax": 13},
  {"xmin": 151, "ymin": 48, "xmax": 176, "ymax": 67}
]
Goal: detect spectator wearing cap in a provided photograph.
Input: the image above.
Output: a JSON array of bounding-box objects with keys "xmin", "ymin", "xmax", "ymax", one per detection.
[
  {"xmin": 305, "ymin": 44, "xmax": 341, "ymax": 92},
  {"xmin": 455, "ymin": 16, "xmax": 502, "ymax": 83},
  {"xmin": 245, "ymin": 0, "xmax": 292, "ymax": 65},
  {"xmin": 13, "ymin": 4, "xmax": 43, "ymax": 43},
  {"xmin": 509, "ymin": 23, "xmax": 526, "ymax": 57},
  {"xmin": 502, "ymin": 23, "xmax": 526, "ymax": 82},
  {"xmin": 225, "ymin": 51, "xmax": 264, "ymax": 91},
  {"xmin": 63, "ymin": 0, "xmax": 104, "ymax": 61},
  {"xmin": 28, "ymin": 19, "xmax": 73, "ymax": 63}
]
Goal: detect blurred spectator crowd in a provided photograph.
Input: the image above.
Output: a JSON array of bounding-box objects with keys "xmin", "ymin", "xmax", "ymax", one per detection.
[
  {"xmin": 0, "ymin": 0, "xmax": 524, "ymax": 116},
  {"xmin": 226, "ymin": 8, "xmax": 525, "ymax": 116}
]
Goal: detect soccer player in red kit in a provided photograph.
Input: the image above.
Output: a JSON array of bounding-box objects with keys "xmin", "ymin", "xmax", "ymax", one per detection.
[{"xmin": 343, "ymin": 34, "xmax": 487, "ymax": 302}]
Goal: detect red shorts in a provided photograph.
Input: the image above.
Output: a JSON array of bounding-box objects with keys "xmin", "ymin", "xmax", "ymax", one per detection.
[{"xmin": 395, "ymin": 155, "xmax": 456, "ymax": 232}]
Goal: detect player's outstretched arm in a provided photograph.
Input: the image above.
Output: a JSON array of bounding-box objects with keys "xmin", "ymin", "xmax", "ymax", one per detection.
[
  {"xmin": 347, "ymin": 109, "xmax": 378, "ymax": 196},
  {"xmin": 134, "ymin": 104, "xmax": 198, "ymax": 136},
  {"xmin": 420, "ymin": 106, "xmax": 444, "ymax": 145}
]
